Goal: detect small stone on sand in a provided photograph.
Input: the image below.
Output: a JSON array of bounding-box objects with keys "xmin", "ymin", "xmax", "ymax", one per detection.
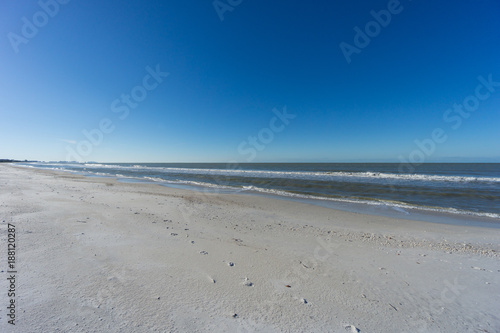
[{"xmin": 344, "ymin": 325, "xmax": 360, "ymax": 332}]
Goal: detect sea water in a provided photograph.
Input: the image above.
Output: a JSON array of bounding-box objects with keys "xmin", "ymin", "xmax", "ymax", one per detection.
[{"xmin": 17, "ymin": 162, "xmax": 500, "ymax": 221}]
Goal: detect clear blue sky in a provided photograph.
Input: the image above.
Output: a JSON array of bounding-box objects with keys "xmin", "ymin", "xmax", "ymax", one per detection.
[{"xmin": 1, "ymin": 0, "xmax": 499, "ymax": 162}]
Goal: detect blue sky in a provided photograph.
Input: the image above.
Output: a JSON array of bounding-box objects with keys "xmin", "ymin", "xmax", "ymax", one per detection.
[{"xmin": 1, "ymin": 0, "xmax": 499, "ymax": 162}]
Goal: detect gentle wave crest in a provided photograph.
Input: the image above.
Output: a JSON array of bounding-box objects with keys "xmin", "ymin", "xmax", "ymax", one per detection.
[
  {"xmin": 57, "ymin": 163, "xmax": 500, "ymax": 183},
  {"xmin": 15, "ymin": 162, "xmax": 500, "ymax": 219}
]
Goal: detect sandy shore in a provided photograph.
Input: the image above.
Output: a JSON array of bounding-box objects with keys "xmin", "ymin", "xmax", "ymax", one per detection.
[{"xmin": 0, "ymin": 165, "xmax": 499, "ymax": 332}]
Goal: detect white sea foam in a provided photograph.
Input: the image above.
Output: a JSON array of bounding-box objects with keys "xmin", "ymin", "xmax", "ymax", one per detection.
[
  {"xmin": 15, "ymin": 162, "xmax": 500, "ymax": 219},
  {"xmin": 25, "ymin": 162, "xmax": 499, "ymax": 183},
  {"xmin": 65, "ymin": 164, "xmax": 500, "ymax": 183},
  {"xmin": 238, "ymin": 185, "xmax": 500, "ymax": 219}
]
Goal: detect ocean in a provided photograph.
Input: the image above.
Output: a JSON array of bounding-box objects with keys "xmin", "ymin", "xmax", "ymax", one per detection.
[{"xmin": 16, "ymin": 162, "xmax": 500, "ymax": 221}]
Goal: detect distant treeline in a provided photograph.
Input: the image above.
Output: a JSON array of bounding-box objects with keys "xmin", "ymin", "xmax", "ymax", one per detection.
[{"xmin": 0, "ymin": 159, "xmax": 29, "ymax": 163}]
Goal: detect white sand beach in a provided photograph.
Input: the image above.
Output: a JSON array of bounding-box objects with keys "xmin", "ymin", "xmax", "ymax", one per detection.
[{"xmin": 1, "ymin": 165, "xmax": 499, "ymax": 332}]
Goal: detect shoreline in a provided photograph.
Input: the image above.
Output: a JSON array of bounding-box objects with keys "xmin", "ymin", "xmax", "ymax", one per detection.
[
  {"xmin": 15, "ymin": 163, "xmax": 500, "ymax": 228},
  {"xmin": 1, "ymin": 164, "xmax": 499, "ymax": 332}
]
